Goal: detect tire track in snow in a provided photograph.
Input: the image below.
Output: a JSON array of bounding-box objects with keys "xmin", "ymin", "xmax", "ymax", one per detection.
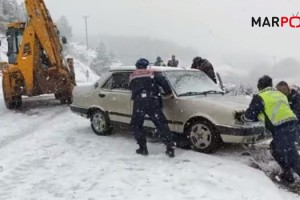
[
  {"xmin": 0, "ymin": 107, "xmax": 67, "ymax": 149},
  {"xmin": 0, "ymin": 158, "xmax": 48, "ymax": 199},
  {"xmin": 0, "ymin": 107, "xmax": 70, "ymax": 199}
]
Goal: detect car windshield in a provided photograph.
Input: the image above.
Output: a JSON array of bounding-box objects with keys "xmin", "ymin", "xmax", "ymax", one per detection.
[{"xmin": 164, "ymin": 70, "xmax": 223, "ymax": 96}]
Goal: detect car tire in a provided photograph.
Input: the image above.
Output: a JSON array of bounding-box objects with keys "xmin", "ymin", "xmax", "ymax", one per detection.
[
  {"xmin": 90, "ymin": 110, "xmax": 111, "ymax": 136},
  {"xmin": 186, "ymin": 119, "xmax": 222, "ymax": 153}
]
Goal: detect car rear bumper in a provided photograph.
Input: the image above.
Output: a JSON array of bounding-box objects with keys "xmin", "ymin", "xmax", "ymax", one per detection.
[
  {"xmin": 70, "ymin": 105, "xmax": 88, "ymax": 118},
  {"xmin": 216, "ymin": 125, "xmax": 270, "ymax": 144}
]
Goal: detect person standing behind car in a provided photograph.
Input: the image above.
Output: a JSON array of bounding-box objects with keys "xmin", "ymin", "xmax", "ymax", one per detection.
[
  {"xmin": 154, "ymin": 56, "xmax": 166, "ymax": 66},
  {"xmin": 191, "ymin": 57, "xmax": 217, "ymax": 83},
  {"xmin": 276, "ymin": 81, "xmax": 300, "ymax": 143},
  {"xmin": 129, "ymin": 58, "xmax": 176, "ymax": 158},
  {"xmin": 167, "ymin": 55, "xmax": 179, "ymax": 67}
]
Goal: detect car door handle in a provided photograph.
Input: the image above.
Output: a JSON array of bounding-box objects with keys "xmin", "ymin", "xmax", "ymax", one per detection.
[{"xmin": 99, "ymin": 93, "xmax": 106, "ymax": 98}]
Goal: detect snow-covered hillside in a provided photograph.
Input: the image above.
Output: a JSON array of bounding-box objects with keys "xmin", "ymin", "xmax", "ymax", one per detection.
[
  {"xmin": 66, "ymin": 42, "xmax": 122, "ymax": 84},
  {"xmin": 66, "ymin": 42, "xmax": 99, "ymax": 84}
]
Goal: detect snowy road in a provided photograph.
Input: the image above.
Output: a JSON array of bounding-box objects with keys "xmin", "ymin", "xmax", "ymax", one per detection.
[{"xmin": 0, "ymin": 93, "xmax": 299, "ymax": 199}]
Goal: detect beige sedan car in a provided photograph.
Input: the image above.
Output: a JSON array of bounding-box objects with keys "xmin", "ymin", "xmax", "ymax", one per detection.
[{"xmin": 71, "ymin": 66, "xmax": 268, "ymax": 153}]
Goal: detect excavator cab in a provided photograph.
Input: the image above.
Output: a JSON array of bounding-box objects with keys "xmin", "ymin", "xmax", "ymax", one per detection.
[{"xmin": 6, "ymin": 23, "xmax": 25, "ymax": 64}]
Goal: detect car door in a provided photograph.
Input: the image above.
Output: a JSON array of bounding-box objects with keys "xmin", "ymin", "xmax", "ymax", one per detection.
[
  {"xmin": 138, "ymin": 72, "xmax": 176, "ymax": 131},
  {"xmin": 98, "ymin": 71, "xmax": 132, "ymax": 124}
]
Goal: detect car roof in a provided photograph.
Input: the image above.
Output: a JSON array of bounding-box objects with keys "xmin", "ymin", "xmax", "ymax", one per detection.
[{"xmin": 109, "ymin": 66, "xmax": 198, "ymax": 72}]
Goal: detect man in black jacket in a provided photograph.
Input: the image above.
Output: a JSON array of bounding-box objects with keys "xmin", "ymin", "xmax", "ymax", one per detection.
[
  {"xmin": 129, "ymin": 58, "xmax": 175, "ymax": 157},
  {"xmin": 167, "ymin": 55, "xmax": 179, "ymax": 67},
  {"xmin": 191, "ymin": 57, "xmax": 217, "ymax": 83},
  {"xmin": 276, "ymin": 81, "xmax": 300, "ymax": 120},
  {"xmin": 276, "ymin": 81, "xmax": 300, "ymax": 144}
]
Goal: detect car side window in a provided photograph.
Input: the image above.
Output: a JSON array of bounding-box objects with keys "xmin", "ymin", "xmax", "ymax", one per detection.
[{"xmin": 102, "ymin": 72, "xmax": 131, "ymax": 91}]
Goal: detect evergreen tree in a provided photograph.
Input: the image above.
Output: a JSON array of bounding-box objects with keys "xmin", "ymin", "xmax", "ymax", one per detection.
[
  {"xmin": 18, "ymin": 3, "xmax": 27, "ymax": 21},
  {"xmin": 90, "ymin": 42, "xmax": 112, "ymax": 75},
  {"xmin": 2, "ymin": 0, "xmax": 19, "ymax": 21},
  {"xmin": 108, "ymin": 50, "xmax": 117, "ymax": 62},
  {"xmin": 57, "ymin": 16, "xmax": 73, "ymax": 39},
  {"xmin": 0, "ymin": 0, "xmax": 25, "ymax": 33}
]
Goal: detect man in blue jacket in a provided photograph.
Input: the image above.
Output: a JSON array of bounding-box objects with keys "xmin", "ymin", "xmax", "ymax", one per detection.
[
  {"xmin": 242, "ymin": 75, "xmax": 300, "ymax": 183},
  {"xmin": 129, "ymin": 58, "xmax": 175, "ymax": 158}
]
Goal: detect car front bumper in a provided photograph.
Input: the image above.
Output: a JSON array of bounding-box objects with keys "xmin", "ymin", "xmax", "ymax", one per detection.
[
  {"xmin": 216, "ymin": 125, "xmax": 270, "ymax": 144},
  {"xmin": 70, "ymin": 105, "xmax": 89, "ymax": 118}
]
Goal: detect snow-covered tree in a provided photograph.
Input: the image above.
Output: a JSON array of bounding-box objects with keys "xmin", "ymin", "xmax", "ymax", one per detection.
[
  {"xmin": 2, "ymin": 0, "xmax": 19, "ymax": 21},
  {"xmin": 57, "ymin": 16, "xmax": 73, "ymax": 39},
  {"xmin": 17, "ymin": 2, "xmax": 27, "ymax": 22},
  {"xmin": 108, "ymin": 50, "xmax": 117, "ymax": 62},
  {"xmin": 0, "ymin": 1, "xmax": 5, "ymax": 21},
  {"xmin": 227, "ymin": 84, "xmax": 255, "ymax": 96},
  {"xmin": 90, "ymin": 42, "xmax": 113, "ymax": 75},
  {"xmin": 0, "ymin": 0, "xmax": 25, "ymax": 33}
]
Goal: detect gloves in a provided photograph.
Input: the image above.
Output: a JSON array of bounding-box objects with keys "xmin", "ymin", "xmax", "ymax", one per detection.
[{"xmin": 234, "ymin": 110, "xmax": 246, "ymax": 122}]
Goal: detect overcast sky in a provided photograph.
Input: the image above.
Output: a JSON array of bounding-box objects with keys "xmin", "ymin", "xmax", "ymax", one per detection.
[{"xmin": 20, "ymin": 0, "xmax": 300, "ymax": 62}]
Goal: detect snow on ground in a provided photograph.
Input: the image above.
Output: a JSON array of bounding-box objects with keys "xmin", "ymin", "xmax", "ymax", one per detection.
[
  {"xmin": 0, "ymin": 78, "xmax": 299, "ymax": 200},
  {"xmin": 0, "ymin": 34, "xmax": 8, "ymax": 63}
]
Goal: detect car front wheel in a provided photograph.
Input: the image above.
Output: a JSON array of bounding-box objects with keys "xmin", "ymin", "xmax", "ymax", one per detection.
[
  {"xmin": 187, "ymin": 119, "xmax": 222, "ymax": 153},
  {"xmin": 91, "ymin": 110, "xmax": 111, "ymax": 136}
]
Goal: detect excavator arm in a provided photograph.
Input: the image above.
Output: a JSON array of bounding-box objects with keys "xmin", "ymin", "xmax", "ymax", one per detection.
[{"xmin": 25, "ymin": 0, "xmax": 64, "ymax": 69}]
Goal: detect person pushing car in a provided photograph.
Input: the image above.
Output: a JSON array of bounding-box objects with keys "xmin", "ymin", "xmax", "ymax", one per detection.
[
  {"xmin": 129, "ymin": 58, "xmax": 176, "ymax": 157},
  {"xmin": 240, "ymin": 75, "xmax": 300, "ymax": 183},
  {"xmin": 276, "ymin": 81, "xmax": 300, "ymax": 144}
]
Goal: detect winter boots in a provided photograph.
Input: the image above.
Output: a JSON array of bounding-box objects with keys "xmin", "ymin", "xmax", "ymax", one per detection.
[
  {"xmin": 136, "ymin": 144, "xmax": 149, "ymax": 156},
  {"xmin": 166, "ymin": 142, "xmax": 176, "ymax": 158},
  {"xmin": 136, "ymin": 142, "xmax": 175, "ymax": 157},
  {"xmin": 166, "ymin": 146, "xmax": 175, "ymax": 158},
  {"xmin": 279, "ymin": 169, "xmax": 295, "ymax": 184}
]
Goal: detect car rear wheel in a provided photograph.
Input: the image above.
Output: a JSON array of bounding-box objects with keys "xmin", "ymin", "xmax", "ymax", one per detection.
[
  {"xmin": 90, "ymin": 110, "xmax": 111, "ymax": 136},
  {"xmin": 187, "ymin": 119, "xmax": 221, "ymax": 153}
]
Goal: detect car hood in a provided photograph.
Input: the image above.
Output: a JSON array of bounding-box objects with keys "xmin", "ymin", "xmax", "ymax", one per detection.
[{"xmin": 185, "ymin": 94, "xmax": 252, "ymax": 111}]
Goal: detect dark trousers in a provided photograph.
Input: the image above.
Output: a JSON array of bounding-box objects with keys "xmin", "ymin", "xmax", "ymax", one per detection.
[
  {"xmin": 270, "ymin": 122, "xmax": 300, "ymax": 176},
  {"xmin": 130, "ymin": 97, "xmax": 173, "ymax": 147},
  {"xmin": 296, "ymin": 124, "xmax": 300, "ymax": 144}
]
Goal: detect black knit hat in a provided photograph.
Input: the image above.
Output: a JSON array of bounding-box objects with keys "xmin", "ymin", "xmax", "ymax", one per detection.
[{"xmin": 257, "ymin": 75, "xmax": 273, "ymax": 90}]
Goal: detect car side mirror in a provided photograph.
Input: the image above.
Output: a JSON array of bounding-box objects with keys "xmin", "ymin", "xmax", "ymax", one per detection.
[{"xmin": 94, "ymin": 82, "xmax": 99, "ymax": 88}]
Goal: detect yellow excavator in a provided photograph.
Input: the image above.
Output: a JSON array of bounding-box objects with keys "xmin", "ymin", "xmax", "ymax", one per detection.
[{"xmin": 0, "ymin": 0, "xmax": 76, "ymax": 109}]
